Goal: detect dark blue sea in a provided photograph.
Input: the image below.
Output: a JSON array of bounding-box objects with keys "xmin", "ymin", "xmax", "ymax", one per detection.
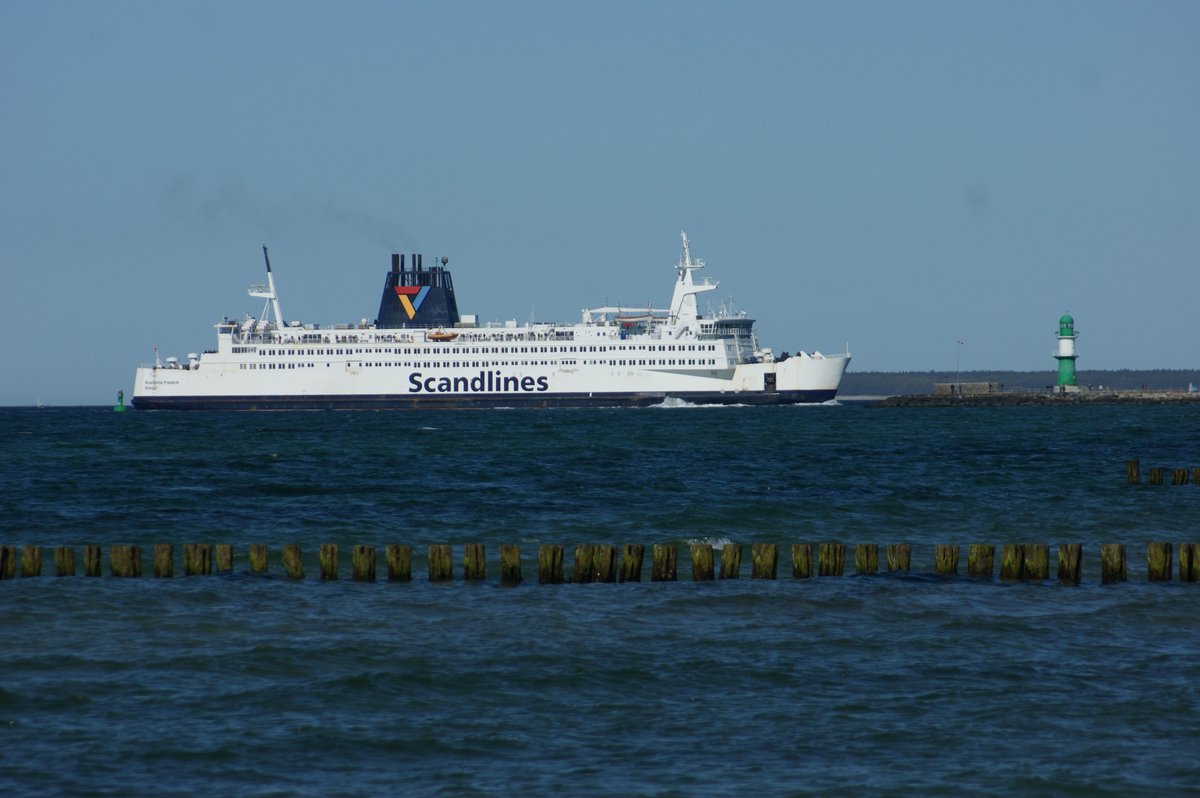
[{"xmin": 2, "ymin": 403, "xmax": 1198, "ymax": 796}]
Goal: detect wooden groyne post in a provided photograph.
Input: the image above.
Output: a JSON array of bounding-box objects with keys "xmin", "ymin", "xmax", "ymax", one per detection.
[
  {"xmin": 1023, "ymin": 544, "xmax": 1050, "ymax": 580},
  {"xmin": 110, "ymin": 545, "xmax": 141, "ymax": 577},
  {"xmin": 651, "ymin": 544, "xmax": 677, "ymax": 581},
  {"xmin": 855, "ymin": 544, "xmax": 878, "ymax": 575},
  {"xmin": 249, "ymin": 544, "xmax": 269, "ymax": 575},
  {"xmin": 282, "ymin": 543, "xmax": 304, "ymax": 579},
  {"xmin": 572, "ymin": 544, "xmax": 594, "ymax": 583},
  {"xmin": 1100, "ymin": 543, "xmax": 1127, "ymax": 584},
  {"xmin": 751, "ymin": 543, "xmax": 777, "ymax": 579},
  {"xmin": 886, "ymin": 544, "xmax": 910, "ymax": 572},
  {"xmin": 216, "ymin": 544, "xmax": 233, "ymax": 573},
  {"xmin": 592, "ymin": 545, "xmax": 618, "ymax": 583},
  {"xmin": 85, "ymin": 545, "xmax": 102, "ymax": 577},
  {"xmin": 1180, "ymin": 542, "xmax": 1200, "ymax": 578},
  {"xmin": 1057, "ymin": 544, "xmax": 1082, "ymax": 585},
  {"xmin": 154, "ymin": 544, "xmax": 174, "ymax": 578},
  {"xmin": 319, "ymin": 543, "xmax": 339, "ymax": 581},
  {"xmin": 184, "ymin": 543, "xmax": 212, "ymax": 576},
  {"xmin": 999, "ymin": 544, "xmax": 1050, "ymax": 580},
  {"xmin": 1147, "ymin": 541, "xmax": 1172, "ymax": 581},
  {"xmin": 1181, "ymin": 543, "xmax": 1200, "ymax": 583},
  {"xmin": 818, "ymin": 542, "xmax": 844, "ymax": 577},
  {"xmin": 353, "ymin": 545, "xmax": 376, "ymax": 582},
  {"xmin": 0, "ymin": 545, "xmax": 13, "ymax": 579},
  {"xmin": 1149, "ymin": 467, "xmax": 1164, "ymax": 485},
  {"xmin": 967, "ymin": 544, "xmax": 994, "ymax": 577},
  {"xmin": 619, "ymin": 544, "xmax": 644, "ymax": 583},
  {"xmin": 55, "ymin": 546, "xmax": 75, "ymax": 577},
  {"xmin": 999, "ymin": 544, "xmax": 1023, "ymax": 580},
  {"xmin": 690, "ymin": 543, "xmax": 715, "ymax": 581},
  {"xmin": 1126, "ymin": 459, "xmax": 1140, "ymax": 484},
  {"xmin": 427, "ymin": 544, "xmax": 452, "ymax": 582},
  {"xmin": 499, "ymin": 544, "xmax": 522, "ymax": 585},
  {"xmin": 791, "ymin": 543, "xmax": 812, "ymax": 579},
  {"xmin": 463, "ymin": 543, "xmax": 486, "ymax": 581},
  {"xmin": 934, "ymin": 544, "xmax": 959, "ymax": 576},
  {"xmin": 538, "ymin": 544, "xmax": 563, "ymax": 584},
  {"xmin": 21, "ymin": 545, "xmax": 41, "ymax": 578},
  {"xmin": 386, "ymin": 544, "xmax": 411, "ymax": 582},
  {"xmin": 720, "ymin": 543, "xmax": 741, "ymax": 579}
]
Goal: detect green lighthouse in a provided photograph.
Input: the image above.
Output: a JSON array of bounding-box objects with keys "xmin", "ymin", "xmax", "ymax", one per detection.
[{"xmin": 1054, "ymin": 313, "xmax": 1078, "ymax": 390}]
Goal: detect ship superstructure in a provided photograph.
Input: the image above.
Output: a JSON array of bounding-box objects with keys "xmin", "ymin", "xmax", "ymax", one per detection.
[{"xmin": 131, "ymin": 232, "xmax": 850, "ymax": 409}]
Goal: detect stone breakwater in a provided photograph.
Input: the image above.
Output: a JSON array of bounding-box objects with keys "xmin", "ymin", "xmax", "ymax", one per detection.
[{"xmin": 870, "ymin": 391, "xmax": 1200, "ymax": 407}]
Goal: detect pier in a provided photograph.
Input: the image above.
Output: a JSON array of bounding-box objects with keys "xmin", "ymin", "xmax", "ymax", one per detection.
[{"xmin": 871, "ymin": 390, "xmax": 1200, "ymax": 407}]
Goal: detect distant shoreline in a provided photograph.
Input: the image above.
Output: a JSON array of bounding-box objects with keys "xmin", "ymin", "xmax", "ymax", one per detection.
[
  {"xmin": 869, "ymin": 390, "xmax": 1200, "ymax": 407},
  {"xmin": 841, "ymin": 368, "xmax": 1200, "ymax": 397}
]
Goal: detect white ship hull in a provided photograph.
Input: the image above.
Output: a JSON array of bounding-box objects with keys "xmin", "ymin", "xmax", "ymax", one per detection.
[
  {"xmin": 132, "ymin": 233, "xmax": 849, "ymax": 410},
  {"xmin": 133, "ymin": 351, "xmax": 848, "ymax": 410}
]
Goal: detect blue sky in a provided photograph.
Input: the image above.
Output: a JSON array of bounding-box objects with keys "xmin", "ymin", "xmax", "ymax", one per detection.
[{"xmin": 2, "ymin": 0, "xmax": 1197, "ymax": 405}]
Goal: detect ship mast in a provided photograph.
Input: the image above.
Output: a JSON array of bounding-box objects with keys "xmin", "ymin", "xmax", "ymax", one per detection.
[
  {"xmin": 249, "ymin": 244, "xmax": 286, "ymax": 328},
  {"xmin": 670, "ymin": 229, "xmax": 717, "ymax": 325}
]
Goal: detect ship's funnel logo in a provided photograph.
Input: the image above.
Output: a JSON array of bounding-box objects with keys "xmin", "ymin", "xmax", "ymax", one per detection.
[{"xmin": 393, "ymin": 286, "xmax": 430, "ymax": 320}]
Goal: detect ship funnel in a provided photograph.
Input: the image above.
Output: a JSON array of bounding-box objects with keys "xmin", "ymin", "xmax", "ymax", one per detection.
[{"xmin": 376, "ymin": 251, "xmax": 461, "ymax": 329}]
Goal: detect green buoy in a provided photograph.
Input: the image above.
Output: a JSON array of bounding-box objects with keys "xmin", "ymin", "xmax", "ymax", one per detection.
[{"xmin": 113, "ymin": 389, "xmax": 127, "ymax": 413}]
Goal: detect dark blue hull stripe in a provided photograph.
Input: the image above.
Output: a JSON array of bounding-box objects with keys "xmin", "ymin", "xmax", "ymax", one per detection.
[{"xmin": 131, "ymin": 390, "xmax": 838, "ymax": 411}]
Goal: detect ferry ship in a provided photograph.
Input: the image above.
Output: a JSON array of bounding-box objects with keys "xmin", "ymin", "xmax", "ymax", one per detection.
[{"xmin": 131, "ymin": 232, "xmax": 849, "ymax": 410}]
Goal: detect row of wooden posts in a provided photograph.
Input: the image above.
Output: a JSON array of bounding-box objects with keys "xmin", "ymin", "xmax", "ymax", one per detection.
[
  {"xmin": 2, "ymin": 541, "xmax": 1198, "ymax": 585},
  {"xmin": 1126, "ymin": 460, "xmax": 1199, "ymax": 485}
]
